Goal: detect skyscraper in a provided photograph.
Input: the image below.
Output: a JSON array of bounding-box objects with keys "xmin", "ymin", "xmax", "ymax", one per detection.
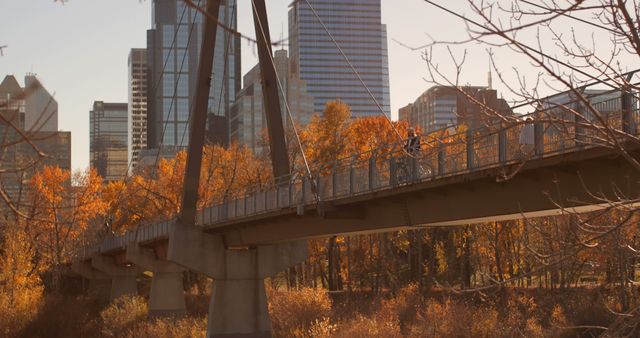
[
  {"xmin": 402, "ymin": 86, "xmax": 512, "ymax": 133},
  {"xmin": 146, "ymin": 0, "xmax": 240, "ymax": 149},
  {"xmin": 128, "ymin": 48, "xmax": 148, "ymax": 170},
  {"xmin": 289, "ymin": 0, "xmax": 391, "ymax": 118},
  {"xmin": 0, "ymin": 74, "xmax": 70, "ymax": 202},
  {"xmin": 90, "ymin": 101, "xmax": 129, "ymax": 182},
  {"xmin": 230, "ymin": 49, "xmax": 314, "ymax": 154},
  {"xmin": 24, "ymin": 74, "xmax": 58, "ymax": 132}
]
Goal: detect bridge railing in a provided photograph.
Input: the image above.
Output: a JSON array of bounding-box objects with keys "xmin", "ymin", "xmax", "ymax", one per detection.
[
  {"xmin": 82, "ymin": 80, "xmax": 640, "ymax": 257},
  {"xmin": 194, "ymin": 89, "xmax": 639, "ymax": 227}
]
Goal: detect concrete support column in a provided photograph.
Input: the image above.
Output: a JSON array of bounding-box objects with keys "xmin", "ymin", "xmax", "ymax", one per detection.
[
  {"xmin": 168, "ymin": 224, "xmax": 307, "ymax": 337},
  {"xmin": 126, "ymin": 243, "xmax": 187, "ymax": 317},
  {"xmin": 92, "ymin": 254, "xmax": 140, "ymax": 302},
  {"xmin": 71, "ymin": 260, "xmax": 111, "ymax": 302}
]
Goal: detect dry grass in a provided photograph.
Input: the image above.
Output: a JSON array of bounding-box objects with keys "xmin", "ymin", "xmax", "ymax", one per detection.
[
  {"xmin": 268, "ymin": 287, "xmax": 332, "ymax": 337},
  {"xmin": 123, "ymin": 317, "xmax": 206, "ymax": 338},
  {"xmin": 100, "ymin": 295, "xmax": 148, "ymax": 337}
]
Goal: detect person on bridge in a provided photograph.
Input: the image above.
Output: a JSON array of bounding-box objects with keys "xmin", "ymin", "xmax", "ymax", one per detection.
[
  {"xmin": 405, "ymin": 128, "xmax": 421, "ymax": 156},
  {"xmin": 519, "ymin": 117, "xmax": 535, "ymax": 158}
]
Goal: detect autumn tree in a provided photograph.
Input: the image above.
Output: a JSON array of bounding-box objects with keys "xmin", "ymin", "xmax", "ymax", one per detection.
[
  {"xmin": 28, "ymin": 166, "xmax": 106, "ymax": 290},
  {"xmin": 0, "ymin": 221, "xmax": 43, "ymax": 336}
]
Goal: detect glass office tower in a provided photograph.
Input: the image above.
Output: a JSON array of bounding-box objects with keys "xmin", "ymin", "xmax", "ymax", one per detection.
[
  {"xmin": 90, "ymin": 101, "xmax": 129, "ymax": 182},
  {"xmin": 289, "ymin": 0, "xmax": 391, "ymax": 117},
  {"xmin": 147, "ymin": 0, "xmax": 240, "ymax": 148}
]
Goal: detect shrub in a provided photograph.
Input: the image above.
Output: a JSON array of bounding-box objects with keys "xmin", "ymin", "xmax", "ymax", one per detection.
[
  {"xmin": 335, "ymin": 315, "xmax": 402, "ymax": 338},
  {"xmin": 307, "ymin": 318, "xmax": 337, "ymax": 338},
  {"xmin": 268, "ymin": 287, "xmax": 332, "ymax": 337},
  {"xmin": 124, "ymin": 316, "xmax": 207, "ymax": 338},
  {"xmin": 409, "ymin": 298, "xmax": 502, "ymax": 337},
  {"xmin": 0, "ymin": 226, "xmax": 44, "ymax": 337},
  {"xmin": 377, "ymin": 283, "xmax": 421, "ymax": 333},
  {"xmin": 100, "ymin": 295, "xmax": 148, "ymax": 337},
  {"xmin": 19, "ymin": 296, "xmax": 101, "ymax": 338}
]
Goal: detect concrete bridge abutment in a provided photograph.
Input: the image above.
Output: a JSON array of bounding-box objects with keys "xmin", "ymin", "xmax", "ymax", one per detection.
[
  {"xmin": 91, "ymin": 254, "xmax": 141, "ymax": 302},
  {"xmin": 168, "ymin": 224, "xmax": 307, "ymax": 337},
  {"xmin": 126, "ymin": 243, "xmax": 187, "ymax": 317},
  {"xmin": 71, "ymin": 260, "xmax": 111, "ymax": 302}
]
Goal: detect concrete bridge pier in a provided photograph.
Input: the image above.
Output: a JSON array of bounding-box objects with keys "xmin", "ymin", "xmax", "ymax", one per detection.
[
  {"xmin": 169, "ymin": 224, "xmax": 307, "ymax": 337},
  {"xmin": 71, "ymin": 260, "xmax": 111, "ymax": 301},
  {"xmin": 126, "ymin": 243, "xmax": 187, "ymax": 317},
  {"xmin": 91, "ymin": 254, "xmax": 141, "ymax": 302}
]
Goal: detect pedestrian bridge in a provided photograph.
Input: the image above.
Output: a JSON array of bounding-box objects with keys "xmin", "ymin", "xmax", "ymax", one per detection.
[
  {"xmin": 92, "ymin": 89, "xmax": 640, "ymax": 252},
  {"xmin": 75, "ymin": 88, "xmax": 640, "ymax": 336}
]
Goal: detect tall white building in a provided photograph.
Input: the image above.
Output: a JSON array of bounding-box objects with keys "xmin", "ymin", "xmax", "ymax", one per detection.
[{"xmin": 289, "ymin": 0, "xmax": 391, "ymax": 118}]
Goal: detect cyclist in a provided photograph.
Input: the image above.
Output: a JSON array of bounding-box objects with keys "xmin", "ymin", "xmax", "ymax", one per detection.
[{"xmin": 405, "ymin": 128, "xmax": 421, "ymax": 155}]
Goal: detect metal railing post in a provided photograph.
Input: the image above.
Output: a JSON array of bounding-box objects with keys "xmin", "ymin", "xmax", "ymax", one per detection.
[
  {"xmin": 622, "ymin": 85, "xmax": 636, "ymax": 135},
  {"xmin": 264, "ymin": 190, "xmax": 268, "ymax": 211},
  {"xmin": 301, "ymin": 176, "xmax": 306, "ymax": 203},
  {"xmin": 390, "ymin": 155, "xmax": 397, "ymax": 186},
  {"xmin": 332, "ymin": 166, "xmax": 337, "ymax": 198},
  {"xmin": 466, "ymin": 128, "xmax": 474, "ymax": 170},
  {"xmin": 534, "ymin": 121, "xmax": 544, "ymax": 156},
  {"xmin": 288, "ymin": 181, "xmax": 293, "ymax": 207},
  {"xmin": 410, "ymin": 156, "xmax": 418, "ymax": 181},
  {"xmin": 369, "ymin": 156, "xmax": 377, "ymax": 190},
  {"xmin": 438, "ymin": 142, "xmax": 445, "ymax": 175},
  {"xmin": 498, "ymin": 127, "xmax": 507, "ymax": 162},
  {"xmin": 349, "ymin": 163, "xmax": 355, "ymax": 194},
  {"xmin": 575, "ymin": 102, "xmax": 585, "ymax": 146}
]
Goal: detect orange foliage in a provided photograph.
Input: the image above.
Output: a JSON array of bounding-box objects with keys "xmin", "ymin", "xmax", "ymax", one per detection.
[{"xmin": 29, "ymin": 166, "xmax": 106, "ymax": 276}]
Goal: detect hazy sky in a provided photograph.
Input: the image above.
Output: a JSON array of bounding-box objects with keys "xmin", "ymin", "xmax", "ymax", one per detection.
[{"xmin": 1, "ymin": 0, "xmax": 631, "ymax": 171}]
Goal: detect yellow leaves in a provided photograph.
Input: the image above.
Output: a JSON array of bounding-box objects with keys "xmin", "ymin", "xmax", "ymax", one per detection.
[
  {"xmin": 0, "ymin": 223, "xmax": 43, "ymax": 336},
  {"xmin": 28, "ymin": 166, "xmax": 107, "ymax": 269}
]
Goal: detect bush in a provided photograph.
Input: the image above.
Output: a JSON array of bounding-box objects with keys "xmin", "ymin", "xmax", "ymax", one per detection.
[
  {"xmin": 19, "ymin": 296, "xmax": 101, "ymax": 338},
  {"xmin": 124, "ymin": 316, "xmax": 206, "ymax": 338},
  {"xmin": 100, "ymin": 295, "xmax": 148, "ymax": 337},
  {"xmin": 0, "ymin": 226, "xmax": 44, "ymax": 337},
  {"xmin": 377, "ymin": 283, "xmax": 421, "ymax": 333},
  {"xmin": 268, "ymin": 287, "xmax": 332, "ymax": 337},
  {"xmin": 335, "ymin": 315, "xmax": 401, "ymax": 338}
]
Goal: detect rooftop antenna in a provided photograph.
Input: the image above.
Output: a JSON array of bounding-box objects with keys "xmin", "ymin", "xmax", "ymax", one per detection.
[
  {"xmin": 488, "ymin": 57, "xmax": 493, "ymax": 89},
  {"xmin": 280, "ymin": 21, "xmax": 285, "ymax": 50}
]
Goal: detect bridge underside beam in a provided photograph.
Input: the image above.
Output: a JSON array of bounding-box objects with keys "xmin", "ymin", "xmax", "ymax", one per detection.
[
  {"xmin": 126, "ymin": 243, "xmax": 186, "ymax": 317},
  {"xmin": 92, "ymin": 254, "xmax": 141, "ymax": 302},
  {"xmin": 215, "ymin": 149, "xmax": 640, "ymax": 246},
  {"xmin": 72, "ymin": 260, "xmax": 111, "ymax": 302},
  {"xmin": 168, "ymin": 224, "xmax": 307, "ymax": 337}
]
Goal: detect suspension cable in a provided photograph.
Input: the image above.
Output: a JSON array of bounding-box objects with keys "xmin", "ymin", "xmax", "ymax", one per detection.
[
  {"xmin": 104, "ymin": 0, "xmax": 193, "ymax": 238},
  {"xmin": 250, "ymin": 0, "xmax": 316, "ymax": 194}
]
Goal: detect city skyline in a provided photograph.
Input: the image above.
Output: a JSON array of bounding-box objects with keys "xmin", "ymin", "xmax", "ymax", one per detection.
[
  {"xmin": 1, "ymin": 1, "xmax": 611, "ymax": 172},
  {"xmin": 146, "ymin": 0, "xmax": 240, "ymax": 149}
]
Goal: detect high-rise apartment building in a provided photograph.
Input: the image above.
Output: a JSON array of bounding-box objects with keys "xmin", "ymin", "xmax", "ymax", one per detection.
[
  {"xmin": 24, "ymin": 74, "xmax": 58, "ymax": 132},
  {"xmin": 146, "ymin": 0, "xmax": 240, "ymax": 149},
  {"xmin": 128, "ymin": 49, "xmax": 148, "ymax": 169},
  {"xmin": 0, "ymin": 74, "xmax": 58, "ymax": 133},
  {"xmin": 90, "ymin": 101, "xmax": 129, "ymax": 182},
  {"xmin": 0, "ymin": 74, "xmax": 70, "ymax": 203},
  {"xmin": 402, "ymin": 86, "xmax": 512, "ymax": 134},
  {"xmin": 289, "ymin": 0, "xmax": 391, "ymax": 118},
  {"xmin": 230, "ymin": 49, "xmax": 314, "ymax": 154}
]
